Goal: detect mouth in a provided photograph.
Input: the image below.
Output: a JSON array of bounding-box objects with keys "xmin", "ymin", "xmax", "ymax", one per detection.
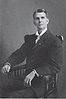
[{"xmin": 39, "ymin": 24, "xmax": 43, "ymax": 26}]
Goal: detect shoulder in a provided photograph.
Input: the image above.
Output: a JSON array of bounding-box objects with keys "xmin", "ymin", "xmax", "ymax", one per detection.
[
  {"xmin": 50, "ymin": 33, "xmax": 62, "ymax": 46},
  {"xmin": 24, "ymin": 34, "xmax": 35, "ymax": 42},
  {"xmin": 47, "ymin": 30, "xmax": 62, "ymax": 46},
  {"xmin": 52, "ymin": 34, "xmax": 62, "ymax": 45}
]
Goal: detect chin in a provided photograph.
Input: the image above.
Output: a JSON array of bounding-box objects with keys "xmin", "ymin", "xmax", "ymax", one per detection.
[
  {"xmin": 39, "ymin": 25, "xmax": 44, "ymax": 28},
  {"xmin": 38, "ymin": 26, "xmax": 45, "ymax": 30}
]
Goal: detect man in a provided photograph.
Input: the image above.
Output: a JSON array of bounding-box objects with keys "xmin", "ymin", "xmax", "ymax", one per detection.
[{"xmin": 1, "ymin": 9, "xmax": 63, "ymax": 98}]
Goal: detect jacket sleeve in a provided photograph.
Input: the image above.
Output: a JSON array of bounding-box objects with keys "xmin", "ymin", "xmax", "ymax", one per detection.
[
  {"xmin": 35, "ymin": 38, "xmax": 63, "ymax": 76},
  {"xmin": 5, "ymin": 35, "xmax": 29, "ymax": 67}
]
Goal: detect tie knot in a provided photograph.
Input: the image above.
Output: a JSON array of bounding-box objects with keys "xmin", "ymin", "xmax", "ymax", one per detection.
[{"xmin": 36, "ymin": 34, "xmax": 40, "ymax": 38}]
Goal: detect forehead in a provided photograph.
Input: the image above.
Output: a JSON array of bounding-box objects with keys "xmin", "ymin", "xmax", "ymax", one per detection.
[{"xmin": 34, "ymin": 12, "xmax": 46, "ymax": 18}]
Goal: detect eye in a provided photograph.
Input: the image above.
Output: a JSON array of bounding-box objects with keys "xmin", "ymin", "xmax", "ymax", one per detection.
[
  {"xmin": 35, "ymin": 17, "xmax": 39, "ymax": 20},
  {"xmin": 41, "ymin": 16, "xmax": 45, "ymax": 19}
]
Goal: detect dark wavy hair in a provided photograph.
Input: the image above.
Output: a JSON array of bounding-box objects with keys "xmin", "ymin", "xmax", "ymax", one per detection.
[{"xmin": 33, "ymin": 9, "xmax": 48, "ymax": 19}]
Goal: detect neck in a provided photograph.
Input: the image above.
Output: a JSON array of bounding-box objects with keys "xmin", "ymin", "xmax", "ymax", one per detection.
[
  {"xmin": 38, "ymin": 30, "xmax": 42, "ymax": 35},
  {"xmin": 38, "ymin": 27, "xmax": 47, "ymax": 35}
]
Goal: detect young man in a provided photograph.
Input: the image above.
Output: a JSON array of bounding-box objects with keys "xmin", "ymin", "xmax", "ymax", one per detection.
[{"xmin": 1, "ymin": 9, "xmax": 63, "ymax": 98}]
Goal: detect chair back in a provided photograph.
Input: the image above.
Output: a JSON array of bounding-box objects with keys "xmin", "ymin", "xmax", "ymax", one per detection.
[{"xmin": 56, "ymin": 35, "xmax": 64, "ymax": 43}]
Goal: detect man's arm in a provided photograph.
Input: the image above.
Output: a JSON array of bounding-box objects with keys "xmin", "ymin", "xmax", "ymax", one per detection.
[
  {"xmin": 1, "ymin": 35, "xmax": 29, "ymax": 73},
  {"xmin": 6, "ymin": 43, "xmax": 27, "ymax": 67}
]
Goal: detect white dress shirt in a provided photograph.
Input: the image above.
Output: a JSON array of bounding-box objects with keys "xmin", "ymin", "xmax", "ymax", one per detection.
[{"xmin": 35, "ymin": 28, "xmax": 47, "ymax": 43}]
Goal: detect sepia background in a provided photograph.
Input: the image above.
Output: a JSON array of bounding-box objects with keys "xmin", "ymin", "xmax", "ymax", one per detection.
[{"xmin": 0, "ymin": 0, "xmax": 66, "ymax": 97}]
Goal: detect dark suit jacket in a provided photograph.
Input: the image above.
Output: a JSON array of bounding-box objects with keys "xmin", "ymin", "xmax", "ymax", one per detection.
[{"xmin": 5, "ymin": 29, "xmax": 63, "ymax": 97}]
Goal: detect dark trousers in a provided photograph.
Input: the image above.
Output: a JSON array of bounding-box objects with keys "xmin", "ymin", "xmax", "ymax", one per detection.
[
  {"xmin": 0, "ymin": 72, "xmax": 37, "ymax": 98},
  {"xmin": 0, "ymin": 63, "xmax": 46, "ymax": 98}
]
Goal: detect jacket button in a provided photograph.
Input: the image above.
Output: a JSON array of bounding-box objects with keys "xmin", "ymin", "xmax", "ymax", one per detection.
[
  {"xmin": 39, "ymin": 43, "xmax": 41, "ymax": 45},
  {"xmin": 31, "ymin": 60, "xmax": 33, "ymax": 62}
]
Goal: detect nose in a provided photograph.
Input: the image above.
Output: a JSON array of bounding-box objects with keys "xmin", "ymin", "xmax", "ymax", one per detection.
[{"xmin": 39, "ymin": 18, "xmax": 42, "ymax": 23}]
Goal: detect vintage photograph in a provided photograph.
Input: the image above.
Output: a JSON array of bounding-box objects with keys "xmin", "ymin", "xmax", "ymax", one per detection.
[{"xmin": 0, "ymin": 0, "xmax": 66, "ymax": 98}]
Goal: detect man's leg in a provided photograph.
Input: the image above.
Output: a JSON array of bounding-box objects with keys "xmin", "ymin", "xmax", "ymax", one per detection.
[
  {"xmin": 0, "ymin": 72, "xmax": 26, "ymax": 97},
  {"xmin": 0, "ymin": 64, "xmax": 27, "ymax": 97},
  {"xmin": 9, "ymin": 87, "xmax": 36, "ymax": 98}
]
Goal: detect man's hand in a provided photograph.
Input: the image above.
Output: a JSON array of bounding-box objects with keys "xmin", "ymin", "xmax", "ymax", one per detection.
[
  {"xmin": 1, "ymin": 64, "xmax": 10, "ymax": 74},
  {"xmin": 24, "ymin": 69, "xmax": 39, "ymax": 87}
]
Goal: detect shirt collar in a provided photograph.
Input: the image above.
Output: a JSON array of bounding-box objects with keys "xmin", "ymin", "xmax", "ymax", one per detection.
[{"xmin": 36, "ymin": 28, "xmax": 47, "ymax": 37}]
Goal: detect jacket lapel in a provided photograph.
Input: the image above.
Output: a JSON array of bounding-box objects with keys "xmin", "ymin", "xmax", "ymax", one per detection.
[{"xmin": 32, "ymin": 30, "xmax": 51, "ymax": 50}]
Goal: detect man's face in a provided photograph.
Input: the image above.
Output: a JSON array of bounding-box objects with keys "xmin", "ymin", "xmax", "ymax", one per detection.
[{"xmin": 33, "ymin": 12, "xmax": 49, "ymax": 30}]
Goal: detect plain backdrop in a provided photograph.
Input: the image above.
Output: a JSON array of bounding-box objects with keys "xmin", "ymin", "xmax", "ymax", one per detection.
[{"xmin": 0, "ymin": 0, "xmax": 66, "ymax": 97}]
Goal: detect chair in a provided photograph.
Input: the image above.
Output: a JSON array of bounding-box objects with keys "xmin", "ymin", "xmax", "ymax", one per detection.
[
  {"xmin": 43, "ymin": 74, "xmax": 58, "ymax": 98},
  {"xmin": 43, "ymin": 35, "xmax": 64, "ymax": 98},
  {"xmin": 56, "ymin": 35, "xmax": 64, "ymax": 43},
  {"xmin": 8, "ymin": 64, "xmax": 26, "ymax": 78}
]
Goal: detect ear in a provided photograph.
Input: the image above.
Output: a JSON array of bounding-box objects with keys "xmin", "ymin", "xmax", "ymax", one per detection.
[
  {"xmin": 33, "ymin": 19, "xmax": 36, "ymax": 26},
  {"xmin": 46, "ymin": 18, "xmax": 49, "ymax": 24}
]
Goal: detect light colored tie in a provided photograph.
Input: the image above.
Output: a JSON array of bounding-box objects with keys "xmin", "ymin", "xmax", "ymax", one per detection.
[{"xmin": 35, "ymin": 35, "xmax": 40, "ymax": 43}]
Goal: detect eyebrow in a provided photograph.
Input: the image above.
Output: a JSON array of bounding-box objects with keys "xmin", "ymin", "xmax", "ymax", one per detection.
[{"xmin": 35, "ymin": 16, "xmax": 45, "ymax": 19}]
